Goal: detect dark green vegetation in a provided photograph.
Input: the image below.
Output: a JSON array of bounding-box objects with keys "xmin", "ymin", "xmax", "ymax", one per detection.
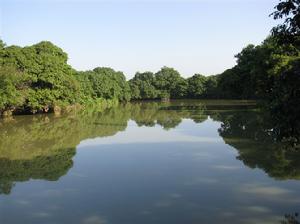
[
  {"xmin": 0, "ymin": 40, "xmax": 123, "ymax": 115},
  {"xmin": 0, "ymin": 0, "xmax": 299, "ymax": 144},
  {"xmin": 0, "ymin": 101, "xmax": 299, "ymax": 195}
]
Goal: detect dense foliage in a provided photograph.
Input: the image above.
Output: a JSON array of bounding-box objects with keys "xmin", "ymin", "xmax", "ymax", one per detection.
[
  {"xmin": 129, "ymin": 67, "xmax": 188, "ymax": 100},
  {"xmin": 0, "ymin": 0, "xmax": 299, "ymax": 122},
  {"xmin": 0, "ymin": 41, "xmax": 80, "ymax": 114},
  {"xmin": 0, "ymin": 42, "xmax": 127, "ymax": 115}
]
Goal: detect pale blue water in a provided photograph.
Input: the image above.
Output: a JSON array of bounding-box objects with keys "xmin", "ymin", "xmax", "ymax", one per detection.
[{"xmin": 0, "ymin": 100, "xmax": 299, "ymax": 224}]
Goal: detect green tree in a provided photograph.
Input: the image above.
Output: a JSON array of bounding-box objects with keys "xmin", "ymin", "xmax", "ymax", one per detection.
[
  {"xmin": 0, "ymin": 41, "xmax": 79, "ymax": 113},
  {"xmin": 0, "ymin": 66, "xmax": 27, "ymax": 113},
  {"xmin": 92, "ymin": 67, "xmax": 131, "ymax": 101},
  {"xmin": 187, "ymin": 74, "xmax": 207, "ymax": 98},
  {"xmin": 129, "ymin": 72, "xmax": 159, "ymax": 100},
  {"xmin": 271, "ymin": 0, "xmax": 300, "ymax": 47},
  {"xmin": 154, "ymin": 67, "xmax": 187, "ymax": 99}
]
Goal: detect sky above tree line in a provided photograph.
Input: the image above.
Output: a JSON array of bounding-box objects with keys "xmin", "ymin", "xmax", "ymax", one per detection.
[{"xmin": 1, "ymin": 0, "xmax": 279, "ymax": 78}]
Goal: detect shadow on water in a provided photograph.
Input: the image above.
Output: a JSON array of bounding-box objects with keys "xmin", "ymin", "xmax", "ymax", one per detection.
[{"xmin": 0, "ymin": 100, "xmax": 299, "ymax": 194}]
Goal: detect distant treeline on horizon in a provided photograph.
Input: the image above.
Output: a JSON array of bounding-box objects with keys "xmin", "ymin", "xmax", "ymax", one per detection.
[{"xmin": 0, "ymin": 0, "xmax": 299, "ymax": 116}]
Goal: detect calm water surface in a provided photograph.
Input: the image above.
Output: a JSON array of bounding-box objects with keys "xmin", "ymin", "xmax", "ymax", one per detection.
[{"xmin": 0, "ymin": 100, "xmax": 299, "ymax": 224}]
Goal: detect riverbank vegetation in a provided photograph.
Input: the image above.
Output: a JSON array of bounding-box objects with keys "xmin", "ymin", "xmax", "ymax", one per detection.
[{"xmin": 0, "ymin": 0, "xmax": 299, "ymax": 117}]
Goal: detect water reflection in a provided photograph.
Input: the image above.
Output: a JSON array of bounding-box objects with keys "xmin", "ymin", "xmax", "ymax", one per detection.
[
  {"xmin": 0, "ymin": 109, "xmax": 128, "ymax": 194},
  {"xmin": 1, "ymin": 100, "xmax": 300, "ymax": 224},
  {"xmin": 214, "ymin": 110, "xmax": 300, "ymax": 180},
  {"xmin": 281, "ymin": 213, "xmax": 299, "ymax": 224},
  {"xmin": 0, "ymin": 100, "xmax": 299, "ymax": 196}
]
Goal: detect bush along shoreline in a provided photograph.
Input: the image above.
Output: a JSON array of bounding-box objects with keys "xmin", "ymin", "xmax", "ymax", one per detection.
[
  {"xmin": 0, "ymin": 41, "xmax": 125, "ymax": 116},
  {"xmin": 0, "ymin": 1, "xmax": 299, "ymax": 117},
  {"xmin": 0, "ymin": 36, "xmax": 298, "ymax": 117}
]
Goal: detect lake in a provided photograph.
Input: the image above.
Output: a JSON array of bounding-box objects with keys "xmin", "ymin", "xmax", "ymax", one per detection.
[{"xmin": 0, "ymin": 100, "xmax": 299, "ymax": 224}]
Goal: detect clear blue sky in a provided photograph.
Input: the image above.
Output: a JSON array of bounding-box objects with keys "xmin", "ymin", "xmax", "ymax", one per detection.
[{"xmin": 1, "ymin": 0, "xmax": 279, "ymax": 78}]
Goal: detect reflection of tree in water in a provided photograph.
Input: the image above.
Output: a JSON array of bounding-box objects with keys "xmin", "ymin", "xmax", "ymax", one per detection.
[
  {"xmin": 281, "ymin": 213, "xmax": 299, "ymax": 224},
  {"xmin": 0, "ymin": 100, "xmax": 214, "ymax": 194},
  {"xmin": 265, "ymin": 106, "xmax": 300, "ymax": 147},
  {"xmin": 0, "ymin": 108, "xmax": 130, "ymax": 194},
  {"xmin": 128, "ymin": 101, "xmax": 208, "ymax": 129},
  {"xmin": 0, "ymin": 100, "xmax": 299, "ymax": 194},
  {"xmin": 0, "ymin": 148, "xmax": 75, "ymax": 194},
  {"xmin": 213, "ymin": 110, "xmax": 300, "ymax": 180}
]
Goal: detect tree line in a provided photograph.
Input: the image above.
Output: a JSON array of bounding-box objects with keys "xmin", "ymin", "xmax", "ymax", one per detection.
[{"xmin": 0, "ymin": 0, "xmax": 299, "ymax": 116}]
